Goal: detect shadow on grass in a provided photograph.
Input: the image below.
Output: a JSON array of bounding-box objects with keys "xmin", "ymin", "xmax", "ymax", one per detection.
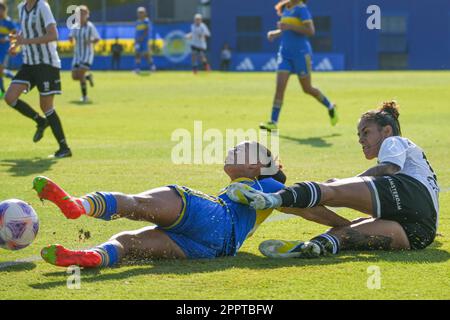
[
  {"xmin": 280, "ymin": 133, "xmax": 341, "ymax": 148},
  {"xmin": 69, "ymin": 100, "xmax": 94, "ymax": 105},
  {"xmin": 0, "ymin": 158, "xmax": 57, "ymax": 177},
  {"xmin": 29, "ymin": 247, "xmax": 450, "ymax": 290},
  {"xmin": 0, "ymin": 262, "xmax": 36, "ymax": 272}
]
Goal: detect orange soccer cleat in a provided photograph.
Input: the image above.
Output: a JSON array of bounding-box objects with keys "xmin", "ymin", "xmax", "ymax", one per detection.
[
  {"xmin": 33, "ymin": 176, "xmax": 85, "ymax": 219},
  {"xmin": 41, "ymin": 244, "xmax": 102, "ymax": 268}
]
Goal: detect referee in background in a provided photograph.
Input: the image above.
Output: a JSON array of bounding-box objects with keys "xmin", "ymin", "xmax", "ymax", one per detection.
[{"xmin": 5, "ymin": 0, "xmax": 71, "ymax": 158}]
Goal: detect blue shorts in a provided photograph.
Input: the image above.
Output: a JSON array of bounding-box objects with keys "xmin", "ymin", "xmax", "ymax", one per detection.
[
  {"xmin": 158, "ymin": 185, "xmax": 236, "ymax": 259},
  {"xmin": 0, "ymin": 50, "xmax": 8, "ymax": 65},
  {"xmin": 135, "ymin": 41, "xmax": 149, "ymax": 54},
  {"xmin": 277, "ymin": 52, "xmax": 312, "ymax": 77}
]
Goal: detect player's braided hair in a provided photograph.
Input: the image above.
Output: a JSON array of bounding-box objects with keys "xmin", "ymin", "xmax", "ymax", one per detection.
[{"xmin": 361, "ymin": 100, "xmax": 402, "ymax": 136}]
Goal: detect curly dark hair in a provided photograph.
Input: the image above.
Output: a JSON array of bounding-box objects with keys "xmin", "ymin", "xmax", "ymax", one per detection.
[{"xmin": 360, "ymin": 100, "xmax": 402, "ymax": 136}]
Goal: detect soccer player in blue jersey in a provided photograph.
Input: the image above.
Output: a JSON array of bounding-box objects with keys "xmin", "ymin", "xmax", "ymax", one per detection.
[
  {"xmin": 134, "ymin": 7, "xmax": 155, "ymax": 73},
  {"xmin": 260, "ymin": 0, "xmax": 338, "ymax": 131},
  {"xmin": 0, "ymin": 2, "xmax": 16, "ymax": 98},
  {"xmin": 35, "ymin": 142, "xmax": 288, "ymax": 268}
]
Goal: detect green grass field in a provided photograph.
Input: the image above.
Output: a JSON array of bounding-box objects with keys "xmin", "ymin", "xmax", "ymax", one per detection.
[{"xmin": 0, "ymin": 71, "xmax": 449, "ymax": 300}]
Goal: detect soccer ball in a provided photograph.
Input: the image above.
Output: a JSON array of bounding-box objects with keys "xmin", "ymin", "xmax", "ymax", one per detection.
[{"xmin": 0, "ymin": 199, "xmax": 39, "ymax": 251}]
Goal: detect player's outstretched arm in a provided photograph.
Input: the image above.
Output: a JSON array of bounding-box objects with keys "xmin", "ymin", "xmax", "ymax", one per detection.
[
  {"xmin": 267, "ymin": 29, "xmax": 282, "ymax": 42},
  {"xmin": 357, "ymin": 162, "xmax": 400, "ymax": 177}
]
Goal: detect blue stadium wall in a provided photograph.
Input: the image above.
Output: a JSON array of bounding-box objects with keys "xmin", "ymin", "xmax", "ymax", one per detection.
[{"xmin": 210, "ymin": 0, "xmax": 450, "ymax": 71}]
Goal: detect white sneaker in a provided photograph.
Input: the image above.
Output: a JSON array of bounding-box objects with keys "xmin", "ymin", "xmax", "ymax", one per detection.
[
  {"xmin": 259, "ymin": 240, "xmax": 321, "ymax": 259},
  {"xmin": 226, "ymin": 183, "xmax": 279, "ymax": 210}
]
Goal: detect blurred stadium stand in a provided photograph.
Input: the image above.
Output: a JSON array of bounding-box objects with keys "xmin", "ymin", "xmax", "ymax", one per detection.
[{"xmin": 5, "ymin": 0, "xmax": 450, "ymax": 71}]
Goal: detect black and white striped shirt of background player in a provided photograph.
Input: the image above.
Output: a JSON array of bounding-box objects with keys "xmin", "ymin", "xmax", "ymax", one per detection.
[
  {"xmin": 69, "ymin": 21, "xmax": 100, "ymax": 68},
  {"xmin": 18, "ymin": 0, "xmax": 61, "ymax": 69}
]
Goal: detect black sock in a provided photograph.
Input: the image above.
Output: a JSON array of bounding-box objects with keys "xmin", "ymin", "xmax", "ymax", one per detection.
[
  {"xmin": 11, "ymin": 100, "xmax": 45, "ymax": 125},
  {"xmin": 45, "ymin": 109, "xmax": 68, "ymax": 149},
  {"xmin": 81, "ymin": 81, "xmax": 87, "ymax": 97},
  {"xmin": 279, "ymin": 182, "xmax": 322, "ymax": 208},
  {"xmin": 310, "ymin": 233, "xmax": 340, "ymax": 255}
]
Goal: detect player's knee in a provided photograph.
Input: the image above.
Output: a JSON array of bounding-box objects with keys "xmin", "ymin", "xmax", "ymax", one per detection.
[
  {"xmin": 109, "ymin": 232, "xmax": 135, "ymax": 251},
  {"xmin": 302, "ymin": 85, "xmax": 314, "ymax": 95},
  {"xmin": 4, "ymin": 93, "xmax": 17, "ymax": 107},
  {"xmin": 320, "ymin": 184, "xmax": 337, "ymax": 202}
]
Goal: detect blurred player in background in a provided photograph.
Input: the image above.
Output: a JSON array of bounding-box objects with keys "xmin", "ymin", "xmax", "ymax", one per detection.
[
  {"xmin": 69, "ymin": 5, "xmax": 100, "ymax": 103},
  {"xmin": 220, "ymin": 43, "xmax": 232, "ymax": 71},
  {"xmin": 111, "ymin": 37, "xmax": 123, "ymax": 70},
  {"xmin": 134, "ymin": 7, "xmax": 155, "ymax": 73},
  {"xmin": 186, "ymin": 14, "xmax": 211, "ymax": 74},
  {"xmin": 260, "ymin": 0, "xmax": 338, "ymax": 131},
  {"xmin": 0, "ymin": 2, "xmax": 16, "ymax": 99},
  {"xmin": 5, "ymin": 0, "xmax": 71, "ymax": 158}
]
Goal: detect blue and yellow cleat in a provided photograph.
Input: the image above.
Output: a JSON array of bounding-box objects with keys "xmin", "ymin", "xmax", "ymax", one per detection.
[
  {"xmin": 258, "ymin": 239, "xmax": 321, "ymax": 259},
  {"xmin": 259, "ymin": 121, "xmax": 278, "ymax": 132},
  {"xmin": 227, "ymin": 183, "xmax": 279, "ymax": 210}
]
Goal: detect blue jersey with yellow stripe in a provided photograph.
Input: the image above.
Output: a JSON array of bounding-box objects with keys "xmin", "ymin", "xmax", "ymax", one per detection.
[
  {"xmin": 219, "ymin": 177, "xmax": 285, "ymax": 250},
  {"xmin": 0, "ymin": 18, "xmax": 16, "ymax": 52},
  {"xmin": 135, "ymin": 18, "xmax": 151, "ymax": 43},
  {"xmin": 279, "ymin": 3, "xmax": 313, "ymax": 58}
]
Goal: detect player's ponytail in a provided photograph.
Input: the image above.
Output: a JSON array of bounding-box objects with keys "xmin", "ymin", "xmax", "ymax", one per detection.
[
  {"xmin": 361, "ymin": 100, "xmax": 402, "ymax": 136},
  {"xmin": 380, "ymin": 100, "xmax": 400, "ymax": 122}
]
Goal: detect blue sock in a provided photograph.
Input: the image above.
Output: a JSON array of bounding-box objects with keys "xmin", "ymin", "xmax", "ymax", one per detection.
[
  {"xmin": 82, "ymin": 192, "xmax": 118, "ymax": 221},
  {"xmin": 318, "ymin": 93, "xmax": 333, "ymax": 110},
  {"xmin": 271, "ymin": 100, "xmax": 282, "ymax": 124},
  {"xmin": 4, "ymin": 69, "xmax": 14, "ymax": 79},
  {"xmin": 94, "ymin": 242, "xmax": 120, "ymax": 267},
  {"xmin": 0, "ymin": 77, "xmax": 4, "ymax": 93}
]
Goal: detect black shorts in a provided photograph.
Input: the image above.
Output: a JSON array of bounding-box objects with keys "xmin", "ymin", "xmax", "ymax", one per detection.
[
  {"xmin": 363, "ymin": 174, "xmax": 437, "ymax": 250},
  {"xmin": 191, "ymin": 46, "xmax": 206, "ymax": 54},
  {"xmin": 73, "ymin": 62, "xmax": 91, "ymax": 70},
  {"xmin": 12, "ymin": 64, "xmax": 62, "ymax": 96}
]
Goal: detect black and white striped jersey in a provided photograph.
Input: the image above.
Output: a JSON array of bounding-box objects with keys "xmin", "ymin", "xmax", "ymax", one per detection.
[
  {"xmin": 69, "ymin": 21, "xmax": 100, "ymax": 66},
  {"xmin": 18, "ymin": 0, "xmax": 61, "ymax": 69}
]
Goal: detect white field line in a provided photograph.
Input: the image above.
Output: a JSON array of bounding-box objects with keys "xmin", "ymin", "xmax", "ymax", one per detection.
[{"xmin": 1, "ymin": 186, "xmax": 449, "ymax": 270}]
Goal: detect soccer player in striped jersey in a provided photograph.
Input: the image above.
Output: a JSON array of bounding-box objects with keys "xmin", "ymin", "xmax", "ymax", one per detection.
[
  {"xmin": 228, "ymin": 101, "xmax": 440, "ymax": 257},
  {"xmin": 5, "ymin": 0, "xmax": 71, "ymax": 158},
  {"xmin": 186, "ymin": 14, "xmax": 211, "ymax": 74},
  {"xmin": 0, "ymin": 2, "xmax": 16, "ymax": 99},
  {"xmin": 34, "ymin": 142, "xmax": 288, "ymax": 268},
  {"xmin": 69, "ymin": 5, "xmax": 100, "ymax": 103},
  {"xmin": 260, "ymin": 0, "xmax": 338, "ymax": 131},
  {"xmin": 134, "ymin": 7, "xmax": 155, "ymax": 74}
]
